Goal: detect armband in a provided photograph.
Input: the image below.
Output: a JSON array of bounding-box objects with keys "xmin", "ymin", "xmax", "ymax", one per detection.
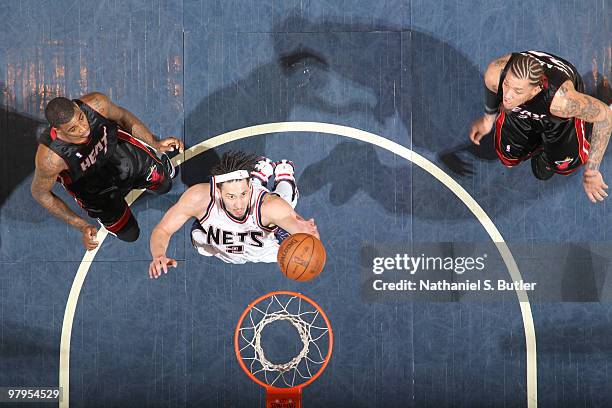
[{"xmin": 485, "ymin": 86, "xmax": 501, "ymax": 114}]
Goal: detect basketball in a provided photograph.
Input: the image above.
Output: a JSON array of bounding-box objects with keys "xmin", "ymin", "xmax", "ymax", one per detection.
[{"xmin": 277, "ymin": 233, "xmax": 326, "ymax": 282}]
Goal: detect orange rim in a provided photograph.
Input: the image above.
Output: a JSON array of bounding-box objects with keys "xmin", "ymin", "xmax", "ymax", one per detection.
[{"xmin": 234, "ymin": 290, "xmax": 333, "ymax": 391}]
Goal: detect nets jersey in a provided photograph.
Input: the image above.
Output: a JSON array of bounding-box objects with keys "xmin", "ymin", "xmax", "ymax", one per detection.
[{"xmin": 191, "ymin": 178, "xmax": 280, "ymax": 264}]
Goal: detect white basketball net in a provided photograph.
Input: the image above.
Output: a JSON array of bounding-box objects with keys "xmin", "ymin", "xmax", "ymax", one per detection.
[{"xmin": 237, "ymin": 294, "xmax": 331, "ymax": 387}]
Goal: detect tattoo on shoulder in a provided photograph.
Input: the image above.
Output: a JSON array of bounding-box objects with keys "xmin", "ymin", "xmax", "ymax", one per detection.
[
  {"xmin": 493, "ymin": 58, "xmax": 506, "ymax": 68},
  {"xmin": 557, "ymin": 84, "xmax": 569, "ymax": 96},
  {"xmin": 493, "ymin": 55, "xmax": 510, "ymax": 68},
  {"xmin": 83, "ymin": 93, "xmax": 108, "ymax": 115},
  {"xmin": 90, "ymin": 95, "xmax": 107, "ymax": 114},
  {"xmin": 551, "ymin": 93, "xmax": 604, "ymax": 122},
  {"xmin": 41, "ymin": 149, "xmax": 66, "ymax": 173},
  {"xmin": 550, "ymin": 96, "xmax": 580, "ymax": 117}
]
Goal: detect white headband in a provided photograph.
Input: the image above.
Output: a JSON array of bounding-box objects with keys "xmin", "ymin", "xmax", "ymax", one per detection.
[{"xmin": 215, "ymin": 170, "xmax": 250, "ymax": 183}]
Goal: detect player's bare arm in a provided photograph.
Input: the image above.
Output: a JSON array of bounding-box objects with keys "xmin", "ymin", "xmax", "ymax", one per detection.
[
  {"xmin": 484, "ymin": 54, "xmax": 512, "ymax": 93},
  {"xmin": 469, "ymin": 54, "xmax": 511, "ymax": 145},
  {"xmin": 260, "ymin": 194, "xmax": 319, "ymax": 239},
  {"xmin": 31, "ymin": 144, "xmax": 99, "ymax": 250},
  {"xmin": 82, "ymin": 92, "xmax": 184, "ymax": 153},
  {"xmin": 149, "ymin": 183, "xmax": 212, "ymax": 278},
  {"xmin": 550, "ymin": 81, "xmax": 612, "ymax": 202}
]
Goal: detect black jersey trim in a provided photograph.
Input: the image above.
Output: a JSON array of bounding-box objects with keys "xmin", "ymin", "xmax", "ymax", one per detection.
[
  {"xmin": 199, "ymin": 178, "xmax": 216, "ymax": 223},
  {"xmin": 494, "ymin": 111, "xmax": 519, "ymax": 167},
  {"xmin": 575, "ymin": 118, "xmax": 590, "ymax": 166},
  {"xmin": 116, "ymin": 129, "xmax": 162, "ymax": 165},
  {"xmin": 256, "ymin": 191, "xmax": 278, "ymax": 233}
]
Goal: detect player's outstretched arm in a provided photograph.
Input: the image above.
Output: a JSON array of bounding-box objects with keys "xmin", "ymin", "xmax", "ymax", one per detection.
[
  {"xmin": 469, "ymin": 55, "xmax": 510, "ymax": 145},
  {"xmin": 81, "ymin": 92, "xmax": 184, "ymax": 154},
  {"xmin": 260, "ymin": 195, "xmax": 319, "ymax": 239},
  {"xmin": 149, "ymin": 183, "xmax": 211, "ymax": 279},
  {"xmin": 550, "ymin": 81, "xmax": 612, "ymax": 203},
  {"xmin": 31, "ymin": 145, "xmax": 99, "ymax": 250}
]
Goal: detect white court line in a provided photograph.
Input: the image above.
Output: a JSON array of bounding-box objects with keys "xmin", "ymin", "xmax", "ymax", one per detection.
[{"xmin": 59, "ymin": 122, "xmax": 537, "ymax": 407}]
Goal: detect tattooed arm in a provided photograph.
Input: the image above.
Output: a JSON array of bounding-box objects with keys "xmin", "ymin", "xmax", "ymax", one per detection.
[
  {"xmin": 31, "ymin": 144, "xmax": 99, "ymax": 249},
  {"xmin": 550, "ymin": 80, "xmax": 612, "ymax": 203},
  {"xmin": 80, "ymin": 92, "xmax": 184, "ymax": 153}
]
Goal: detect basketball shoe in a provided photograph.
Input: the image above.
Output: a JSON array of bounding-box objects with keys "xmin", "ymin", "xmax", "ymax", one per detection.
[{"xmin": 251, "ymin": 157, "xmax": 275, "ymax": 186}]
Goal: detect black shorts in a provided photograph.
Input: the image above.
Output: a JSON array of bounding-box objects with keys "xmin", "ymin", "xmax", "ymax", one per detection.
[
  {"xmin": 494, "ymin": 111, "xmax": 591, "ymax": 174},
  {"xmin": 65, "ymin": 130, "xmax": 172, "ymax": 232}
]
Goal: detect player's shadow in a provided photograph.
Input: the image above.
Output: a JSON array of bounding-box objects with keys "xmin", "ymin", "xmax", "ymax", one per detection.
[
  {"xmin": 267, "ymin": 15, "xmax": 538, "ymax": 219},
  {"xmin": 0, "ymin": 321, "xmax": 58, "ymax": 360},
  {"xmin": 0, "ymin": 113, "xmax": 45, "ymax": 210},
  {"xmin": 179, "ymin": 149, "xmax": 221, "ymax": 187},
  {"xmin": 0, "ymin": 88, "xmax": 48, "ymax": 231},
  {"xmin": 272, "ymin": 15, "xmax": 499, "ymax": 165},
  {"xmin": 180, "ymin": 44, "xmax": 331, "ymax": 186},
  {"xmin": 181, "ymin": 15, "xmax": 503, "ymax": 219},
  {"xmin": 299, "ymin": 141, "xmax": 410, "ymax": 212}
]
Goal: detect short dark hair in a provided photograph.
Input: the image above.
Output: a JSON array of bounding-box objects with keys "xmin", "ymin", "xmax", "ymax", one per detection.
[
  {"xmin": 45, "ymin": 97, "xmax": 76, "ymax": 127},
  {"xmin": 211, "ymin": 151, "xmax": 258, "ymax": 184}
]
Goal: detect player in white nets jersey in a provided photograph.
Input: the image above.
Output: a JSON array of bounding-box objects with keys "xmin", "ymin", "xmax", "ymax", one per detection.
[{"xmin": 148, "ymin": 151, "xmax": 319, "ymax": 278}]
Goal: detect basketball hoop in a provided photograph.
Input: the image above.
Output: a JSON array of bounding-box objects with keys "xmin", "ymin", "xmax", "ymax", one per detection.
[{"xmin": 234, "ymin": 291, "xmax": 333, "ymax": 408}]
